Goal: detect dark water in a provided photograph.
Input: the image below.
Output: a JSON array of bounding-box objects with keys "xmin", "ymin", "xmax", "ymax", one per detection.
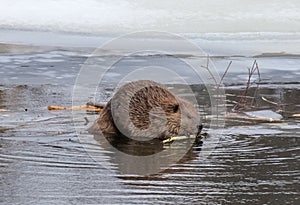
[{"xmin": 1, "ymin": 48, "xmax": 299, "ymax": 204}]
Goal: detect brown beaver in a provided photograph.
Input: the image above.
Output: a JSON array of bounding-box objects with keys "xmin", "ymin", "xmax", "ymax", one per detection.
[{"xmin": 89, "ymin": 80, "xmax": 202, "ymax": 141}]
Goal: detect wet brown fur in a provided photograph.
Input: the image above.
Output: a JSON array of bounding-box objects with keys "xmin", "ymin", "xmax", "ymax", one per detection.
[{"xmin": 90, "ymin": 80, "xmax": 200, "ymax": 140}]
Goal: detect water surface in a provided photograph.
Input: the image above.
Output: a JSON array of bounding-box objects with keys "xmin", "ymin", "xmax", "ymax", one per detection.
[{"xmin": 0, "ymin": 47, "xmax": 299, "ymax": 204}]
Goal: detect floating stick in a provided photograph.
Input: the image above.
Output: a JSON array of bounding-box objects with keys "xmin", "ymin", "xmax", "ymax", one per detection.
[
  {"xmin": 47, "ymin": 103, "xmax": 103, "ymax": 111},
  {"xmin": 163, "ymin": 133, "xmax": 207, "ymax": 144}
]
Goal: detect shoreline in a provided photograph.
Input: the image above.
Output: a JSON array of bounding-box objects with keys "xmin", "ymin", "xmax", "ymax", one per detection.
[
  {"xmin": 1, "ymin": 29, "xmax": 300, "ymax": 57},
  {"xmin": 0, "ymin": 30, "xmax": 299, "ymax": 86}
]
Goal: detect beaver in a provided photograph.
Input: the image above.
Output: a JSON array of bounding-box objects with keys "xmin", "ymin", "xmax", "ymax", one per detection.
[{"xmin": 89, "ymin": 80, "xmax": 202, "ymax": 141}]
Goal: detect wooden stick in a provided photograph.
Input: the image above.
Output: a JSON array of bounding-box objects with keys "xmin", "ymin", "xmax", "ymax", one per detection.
[
  {"xmin": 47, "ymin": 104, "xmax": 103, "ymax": 111},
  {"xmin": 163, "ymin": 134, "xmax": 207, "ymax": 144},
  {"xmin": 261, "ymin": 97, "xmax": 278, "ymax": 105},
  {"xmin": 247, "ymin": 117, "xmax": 282, "ymax": 122}
]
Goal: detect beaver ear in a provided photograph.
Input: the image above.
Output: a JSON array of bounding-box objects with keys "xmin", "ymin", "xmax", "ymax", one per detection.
[{"xmin": 172, "ymin": 104, "xmax": 179, "ymax": 113}]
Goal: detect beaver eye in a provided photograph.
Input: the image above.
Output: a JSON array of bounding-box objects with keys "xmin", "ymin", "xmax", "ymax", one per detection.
[{"xmin": 173, "ymin": 104, "xmax": 179, "ymax": 113}]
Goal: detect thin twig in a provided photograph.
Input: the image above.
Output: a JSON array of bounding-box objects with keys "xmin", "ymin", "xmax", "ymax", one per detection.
[
  {"xmin": 201, "ymin": 55, "xmax": 218, "ymax": 86},
  {"xmin": 233, "ymin": 60, "xmax": 261, "ymax": 111},
  {"xmin": 251, "ymin": 62, "xmax": 261, "ymax": 106},
  {"xmin": 217, "ymin": 61, "xmax": 232, "ymax": 89},
  {"xmin": 261, "ymin": 96, "xmax": 278, "ymax": 105}
]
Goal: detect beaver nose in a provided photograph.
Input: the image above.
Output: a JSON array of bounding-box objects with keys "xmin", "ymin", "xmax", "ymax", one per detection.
[{"xmin": 196, "ymin": 124, "xmax": 203, "ymax": 137}]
